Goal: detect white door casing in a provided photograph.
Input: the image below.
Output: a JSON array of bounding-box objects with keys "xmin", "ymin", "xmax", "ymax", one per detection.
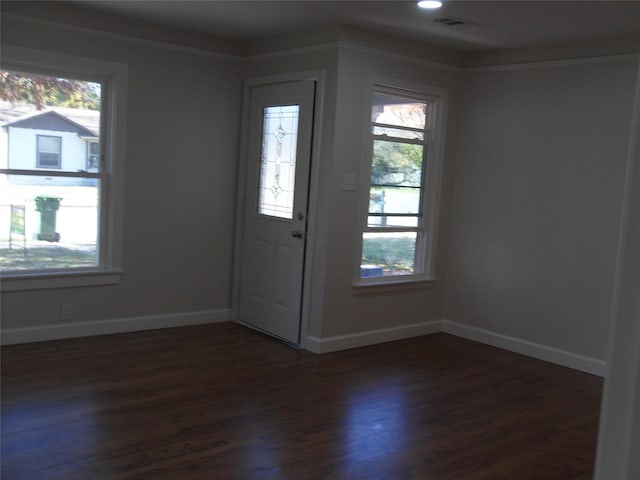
[{"xmin": 238, "ymin": 80, "xmax": 316, "ymax": 344}]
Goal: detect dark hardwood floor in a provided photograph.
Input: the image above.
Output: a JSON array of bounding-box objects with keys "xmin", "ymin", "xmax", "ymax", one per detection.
[{"xmin": 1, "ymin": 323, "xmax": 602, "ymax": 479}]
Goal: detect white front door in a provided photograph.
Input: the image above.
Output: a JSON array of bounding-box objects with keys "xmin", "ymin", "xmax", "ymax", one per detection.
[{"xmin": 238, "ymin": 80, "xmax": 316, "ymax": 344}]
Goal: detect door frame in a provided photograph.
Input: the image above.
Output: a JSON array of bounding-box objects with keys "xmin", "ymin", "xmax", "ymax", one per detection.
[{"xmin": 231, "ymin": 70, "xmax": 326, "ymax": 348}]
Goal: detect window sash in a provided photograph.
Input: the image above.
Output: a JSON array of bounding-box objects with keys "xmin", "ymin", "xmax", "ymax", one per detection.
[{"xmin": 368, "ymin": 136, "xmax": 427, "ymax": 224}]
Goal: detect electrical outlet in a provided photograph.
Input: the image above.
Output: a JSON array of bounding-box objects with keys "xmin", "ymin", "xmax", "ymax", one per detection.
[{"xmin": 61, "ymin": 303, "xmax": 73, "ymax": 321}]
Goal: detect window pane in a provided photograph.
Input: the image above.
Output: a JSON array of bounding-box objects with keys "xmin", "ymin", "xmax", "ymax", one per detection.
[
  {"xmin": 37, "ymin": 136, "xmax": 60, "ymax": 153},
  {"xmin": 372, "ymin": 125, "xmax": 424, "ymax": 141},
  {"xmin": 258, "ymin": 105, "xmax": 300, "ymax": 219},
  {"xmin": 37, "ymin": 153, "xmax": 60, "ymax": 168},
  {"xmin": 371, "ymin": 94, "xmax": 427, "ymax": 130},
  {"xmin": 369, "ymin": 186, "xmax": 421, "ymax": 216},
  {"xmin": 372, "ymin": 139, "xmax": 423, "ymax": 188},
  {"xmin": 0, "ymin": 69, "xmax": 101, "ymax": 173},
  {"xmin": 0, "ymin": 174, "xmax": 99, "ymax": 271},
  {"xmin": 361, "ymin": 232, "xmax": 417, "ymax": 277},
  {"xmin": 368, "ymin": 215, "xmax": 418, "ymax": 228}
]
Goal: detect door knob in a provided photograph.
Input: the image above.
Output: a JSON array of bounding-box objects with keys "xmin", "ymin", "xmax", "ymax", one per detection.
[{"xmin": 291, "ymin": 230, "xmax": 303, "ymax": 239}]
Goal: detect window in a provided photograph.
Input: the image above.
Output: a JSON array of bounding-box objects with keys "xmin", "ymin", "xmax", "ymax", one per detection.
[
  {"xmin": 87, "ymin": 141, "xmax": 99, "ymax": 171},
  {"xmin": 357, "ymin": 84, "xmax": 445, "ymax": 285},
  {"xmin": 36, "ymin": 135, "xmax": 62, "ymax": 168},
  {"xmin": 0, "ymin": 46, "xmax": 127, "ymax": 290}
]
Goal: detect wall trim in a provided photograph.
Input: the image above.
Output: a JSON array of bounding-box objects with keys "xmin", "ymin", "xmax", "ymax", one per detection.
[
  {"xmin": 4, "ymin": 10, "xmax": 638, "ymax": 70},
  {"xmin": 467, "ymin": 52, "xmax": 640, "ymax": 73},
  {"xmin": 1, "ymin": 309, "xmax": 230, "ymax": 345},
  {"xmin": 2, "ymin": 12, "xmax": 243, "ymax": 60},
  {"xmin": 306, "ymin": 320, "xmax": 443, "ymax": 354},
  {"xmin": 2, "ymin": 312, "xmax": 607, "ymax": 376},
  {"xmin": 340, "ymin": 41, "xmax": 463, "ymax": 72},
  {"xmin": 247, "ymin": 42, "xmax": 340, "ymax": 61},
  {"xmin": 441, "ymin": 320, "xmax": 606, "ymax": 377},
  {"xmin": 305, "ymin": 319, "xmax": 605, "ymax": 376}
]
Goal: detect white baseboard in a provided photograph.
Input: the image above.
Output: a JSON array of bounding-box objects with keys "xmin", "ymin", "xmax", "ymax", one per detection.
[
  {"xmin": 306, "ymin": 320, "xmax": 443, "ymax": 354},
  {"xmin": 1, "ymin": 309, "xmax": 230, "ymax": 345},
  {"xmin": 305, "ymin": 318, "xmax": 605, "ymax": 376},
  {"xmin": 2, "ymin": 313, "xmax": 606, "ymax": 377},
  {"xmin": 441, "ymin": 319, "xmax": 606, "ymax": 377}
]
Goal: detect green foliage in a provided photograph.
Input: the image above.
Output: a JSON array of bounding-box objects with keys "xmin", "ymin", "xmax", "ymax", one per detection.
[
  {"xmin": 362, "ymin": 236, "xmax": 415, "ymax": 274},
  {"xmin": 0, "ymin": 70, "xmax": 100, "ymax": 110},
  {"xmin": 371, "ymin": 140, "xmax": 423, "ymax": 186}
]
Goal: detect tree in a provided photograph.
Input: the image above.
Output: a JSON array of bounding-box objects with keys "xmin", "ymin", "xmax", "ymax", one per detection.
[
  {"xmin": 0, "ymin": 70, "xmax": 100, "ymax": 110},
  {"xmin": 371, "ymin": 140, "xmax": 423, "ymax": 186},
  {"xmin": 371, "ymin": 101, "xmax": 426, "ymax": 186}
]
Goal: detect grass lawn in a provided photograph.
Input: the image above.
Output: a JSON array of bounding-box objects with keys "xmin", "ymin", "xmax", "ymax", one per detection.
[
  {"xmin": 0, "ymin": 246, "xmax": 96, "ymax": 271},
  {"xmin": 362, "ymin": 236, "xmax": 415, "ymax": 274}
]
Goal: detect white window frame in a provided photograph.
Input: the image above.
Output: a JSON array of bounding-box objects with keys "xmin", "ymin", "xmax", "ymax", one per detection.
[
  {"xmin": 354, "ymin": 78, "xmax": 447, "ymax": 289},
  {"xmin": 0, "ymin": 46, "xmax": 128, "ymax": 291}
]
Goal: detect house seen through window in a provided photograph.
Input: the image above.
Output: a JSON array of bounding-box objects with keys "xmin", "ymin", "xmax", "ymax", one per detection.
[
  {"xmin": 0, "ymin": 68, "xmax": 103, "ymax": 271},
  {"xmin": 359, "ymin": 85, "xmax": 442, "ymax": 282}
]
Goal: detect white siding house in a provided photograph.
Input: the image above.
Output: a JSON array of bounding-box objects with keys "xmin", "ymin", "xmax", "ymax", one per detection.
[{"xmin": 3, "ymin": 109, "xmax": 99, "ymax": 185}]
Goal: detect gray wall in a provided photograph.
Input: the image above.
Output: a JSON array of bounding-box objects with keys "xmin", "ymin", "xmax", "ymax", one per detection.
[
  {"xmin": 242, "ymin": 33, "xmax": 463, "ymax": 340},
  {"xmin": 242, "ymin": 45, "xmax": 342, "ymax": 339},
  {"xmin": 2, "ymin": 3, "xmax": 638, "ymax": 374},
  {"xmin": 313, "ymin": 45, "xmax": 462, "ymax": 338},
  {"xmin": 595, "ymin": 59, "xmax": 640, "ymax": 480},
  {"xmin": 445, "ymin": 57, "xmax": 640, "ymax": 361},
  {"xmin": 1, "ymin": 14, "xmax": 242, "ymax": 329}
]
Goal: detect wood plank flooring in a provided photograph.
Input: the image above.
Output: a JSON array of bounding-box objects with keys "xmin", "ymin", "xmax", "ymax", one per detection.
[{"xmin": 1, "ymin": 323, "xmax": 603, "ymax": 479}]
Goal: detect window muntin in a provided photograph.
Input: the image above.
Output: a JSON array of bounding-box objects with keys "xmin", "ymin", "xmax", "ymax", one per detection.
[
  {"xmin": 36, "ymin": 135, "xmax": 62, "ymax": 169},
  {"xmin": 359, "ymin": 87, "xmax": 439, "ymax": 281},
  {"xmin": 1, "ymin": 68, "xmax": 104, "ymax": 272}
]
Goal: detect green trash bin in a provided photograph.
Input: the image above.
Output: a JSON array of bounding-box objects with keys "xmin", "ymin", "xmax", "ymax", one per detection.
[{"xmin": 35, "ymin": 196, "xmax": 61, "ymax": 242}]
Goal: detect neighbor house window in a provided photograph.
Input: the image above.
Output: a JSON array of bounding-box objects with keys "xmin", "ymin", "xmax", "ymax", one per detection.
[
  {"xmin": 358, "ymin": 84, "xmax": 445, "ymax": 284},
  {"xmin": 0, "ymin": 47, "xmax": 127, "ymax": 290},
  {"xmin": 36, "ymin": 135, "xmax": 62, "ymax": 168},
  {"xmin": 87, "ymin": 141, "xmax": 99, "ymax": 171}
]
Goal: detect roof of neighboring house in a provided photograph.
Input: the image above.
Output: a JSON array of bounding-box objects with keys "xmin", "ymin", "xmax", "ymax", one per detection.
[{"xmin": 0, "ymin": 101, "xmax": 100, "ymax": 137}]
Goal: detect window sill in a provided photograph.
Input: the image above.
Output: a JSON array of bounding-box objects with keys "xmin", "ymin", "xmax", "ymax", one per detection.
[
  {"xmin": 352, "ymin": 277, "xmax": 438, "ymax": 295},
  {"xmin": 1, "ymin": 269, "xmax": 123, "ymax": 292}
]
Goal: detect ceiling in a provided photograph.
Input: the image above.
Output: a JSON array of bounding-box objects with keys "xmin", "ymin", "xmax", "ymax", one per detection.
[{"xmin": 72, "ymin": 0, "xmax": 640, "ymax": 52}]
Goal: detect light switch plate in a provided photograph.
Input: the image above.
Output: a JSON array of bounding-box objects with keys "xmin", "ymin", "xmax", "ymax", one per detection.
[{"xmin": 342, "ymin": 173, "xmax": 356, "ymax": 191}]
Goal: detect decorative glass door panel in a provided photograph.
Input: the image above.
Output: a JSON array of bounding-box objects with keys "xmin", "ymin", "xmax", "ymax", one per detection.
[{"xmin": 258, "ymin": 105, "xmax": 300, "ymax": 219}]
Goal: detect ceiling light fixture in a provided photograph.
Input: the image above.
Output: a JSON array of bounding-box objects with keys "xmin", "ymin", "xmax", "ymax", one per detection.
[{"xmin": 418, "ymin": 1, "xmax": 443, "ymax": 9}]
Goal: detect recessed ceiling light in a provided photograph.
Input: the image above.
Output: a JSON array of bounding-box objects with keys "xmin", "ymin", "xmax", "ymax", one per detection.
[{"xmin": 418, "ymin": 1, "xmax": 443, "ymax": 9}]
